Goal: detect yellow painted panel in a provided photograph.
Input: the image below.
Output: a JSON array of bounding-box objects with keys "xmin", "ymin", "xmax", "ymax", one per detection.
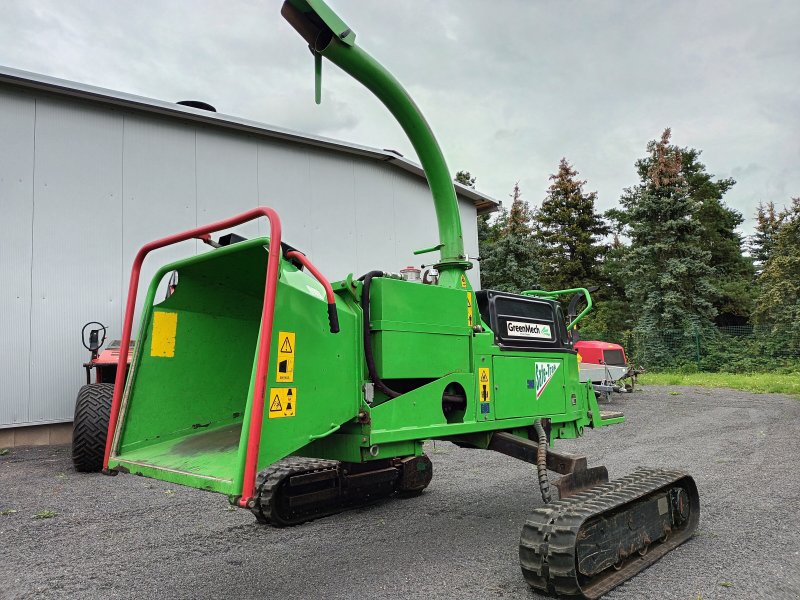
[{"xmin": 150, "ymin": 311, "xmax": 178, "ymax": 358}]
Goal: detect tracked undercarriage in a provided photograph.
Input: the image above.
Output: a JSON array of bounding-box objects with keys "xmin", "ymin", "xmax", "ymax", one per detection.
[
  {"xmin": 521, "ymin": 468, "xmax": 699, "ymax": 598},
  {"xmin": 250, "ymin": 455, "xmax": 433, "ymax": 527},
  {"xmin": 250, "ymin": 445, "xmax": 699, "ymax": 599}
]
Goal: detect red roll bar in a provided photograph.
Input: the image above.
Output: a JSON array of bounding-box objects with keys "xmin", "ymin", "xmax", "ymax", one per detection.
[{"xmin": 101, "ymin": 207, "xmax": 283, "ymax": 509}]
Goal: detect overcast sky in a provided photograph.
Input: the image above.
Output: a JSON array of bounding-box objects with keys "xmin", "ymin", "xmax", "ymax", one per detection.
[{"xmin": 2, "ymin": 1, "xmax": 798, "ymax": 236}]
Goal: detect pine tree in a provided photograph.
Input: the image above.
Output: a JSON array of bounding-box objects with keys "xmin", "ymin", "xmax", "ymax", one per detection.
[
  {"xmin": 480, "ymin": 182, "xmax": 539, "ymax": 292},
  {"xmin": 455, "ymin": 170, "xmax": 496, "ymax": 281},
  {"xmin": 749, "ymin": 201, "xmax": 784, "ymax": 269},
  {"xmin": 454, "ymin": 170, "xmax": 476, "ymax": 189},
  {"xmin": 680, "ymin": 149, "xmax": 754, "ymax": 324},
  {"xmin": 753, "ymin": 198, "xmax": 800, "ymax": 331},
  {"xmin": 620, "ymin": 129, "xmax": 717, "ymax": 352},
  {"xmin": 535, "ymin": 158, "xmax": 609, "ymax": 291}
]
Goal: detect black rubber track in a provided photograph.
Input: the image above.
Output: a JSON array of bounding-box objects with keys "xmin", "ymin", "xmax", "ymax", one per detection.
[
  {"xmin": 251, "ymin": 456, "xmax": 432, "ymax": 527},
  {"xmin": 71, "ymin": 383, "xmax": 113, "ymax": 473},
  {"xmin": 519, "ymin": 467, "xmax": 699, "ymax": 599}
]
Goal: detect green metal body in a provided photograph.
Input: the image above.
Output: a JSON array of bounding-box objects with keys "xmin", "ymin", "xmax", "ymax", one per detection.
[{"xmin": 107, "ymin": 0, "xmax": 624, "ymax": 500}]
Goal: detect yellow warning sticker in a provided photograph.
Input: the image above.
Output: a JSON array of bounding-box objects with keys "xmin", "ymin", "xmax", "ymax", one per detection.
[
  {"xmin": 268, "ymin": 387, "xmax": 296, "ymax": 419},
  {"xmin": 150, "ymin": 311, "xmax": 177, "ymax": 358},
  {"xmin": 478, "ymin": 367, "xmax": 491, "ymax": 403},
  {"xmin": 460, "ymin": 274, "xmax": 468, "ymax": 289},
  {"xmin": 276, "ymin": 331, "xmax": 295, "ymax": 382},
  {"xmin": 466, "ymin": 293, "xmax": 474, "ymax": 327}
]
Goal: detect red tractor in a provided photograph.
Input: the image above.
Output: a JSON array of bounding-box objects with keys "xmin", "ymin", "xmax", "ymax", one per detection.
[{"xmin": 72, "ymin": 322, "xmax": 134, "ymax": 472}]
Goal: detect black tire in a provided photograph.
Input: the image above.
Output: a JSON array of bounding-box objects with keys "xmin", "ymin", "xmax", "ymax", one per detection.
[{"xmin": 72, "ymin": 383, "xmax": 113, "ymax": 472}]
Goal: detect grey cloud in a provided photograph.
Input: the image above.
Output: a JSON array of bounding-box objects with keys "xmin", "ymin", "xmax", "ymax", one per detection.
[{"xmin": 1, "ymin": 0, "xmax": 798, "ymax": 234}]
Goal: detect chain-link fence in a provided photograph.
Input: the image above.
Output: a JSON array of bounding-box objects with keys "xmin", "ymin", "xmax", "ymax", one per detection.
[{"xmin": 580, "ymin": 325, "xmax": 800, "ymax": 372}]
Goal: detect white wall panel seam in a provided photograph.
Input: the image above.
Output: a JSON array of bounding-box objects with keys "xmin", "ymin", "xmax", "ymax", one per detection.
[{"xmin": 25, "ymin": 98, "xmax": 38, "ymax": 424}]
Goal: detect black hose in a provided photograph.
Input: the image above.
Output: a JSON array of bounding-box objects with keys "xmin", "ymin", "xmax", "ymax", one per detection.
[
  {"xmin": 361, "ymin": 271, "xmax": 401, "ymax": 399},
  {"xmin": 360, "ymin": 271, "xmax": 467, "ymax": 409},
  {"xmin": 533, "ymin": 419, "xmax": 552, "ymax": 504}
]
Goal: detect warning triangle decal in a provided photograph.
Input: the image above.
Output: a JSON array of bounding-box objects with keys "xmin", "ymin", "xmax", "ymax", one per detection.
[
  {"xmin": 269, "ymin": 395, "xmax": 282, "ymax": 412},
  {"xmin": 480, "ymin": 371, "xmax": 489, "ymax": 382},
  {"xmin": 280, "ymin": 337, "xmax": 293, "ymax": 353}
]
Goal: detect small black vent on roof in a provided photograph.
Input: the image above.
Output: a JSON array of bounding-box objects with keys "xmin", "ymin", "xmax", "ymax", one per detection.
[{"xmin": 177, "ymin": 100, "xmax": 217, "ymax": 112}]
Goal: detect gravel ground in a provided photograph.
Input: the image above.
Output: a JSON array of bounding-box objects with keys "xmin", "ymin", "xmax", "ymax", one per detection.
[{"xmin": 1, "ymin": 385, "xmax": 799, "ymax": 600}]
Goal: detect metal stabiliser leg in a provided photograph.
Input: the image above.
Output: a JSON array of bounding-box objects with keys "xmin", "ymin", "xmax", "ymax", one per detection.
[{"xmin": 251, "ymin": 455, "xmax": 433, "ymax": 527}]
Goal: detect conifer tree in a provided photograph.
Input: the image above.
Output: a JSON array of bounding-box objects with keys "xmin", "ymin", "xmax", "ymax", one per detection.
[
  {"xmin": 753, "ymin": 198, "xmax": 800, "ymax": 333},
  {"xmin": 749, "ymin": 201, "xmax": 784, "ymax": 269},
  {"xmin": 480, "ymin": 182, "xmax": 539, "ymax": 292},
  {"xmin": 455, "ymin": 170, "xmax": 496, "ymax": 283},
  {"xmin": 680, "ymin": 149, "xmax": 754, "ymax": 323},
  {"xmin": 535, "ymin": 158, "xmax": 609, "ymax": 291},
  {"xmin": 620, "ymin": 129, "xmax": 716, "ymax": 344}
]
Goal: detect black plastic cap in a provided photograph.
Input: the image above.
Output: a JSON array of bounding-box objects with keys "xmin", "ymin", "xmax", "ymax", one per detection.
[{"xmin": 327, "ymin": 303, "xmax": 340, "ymax": 334}]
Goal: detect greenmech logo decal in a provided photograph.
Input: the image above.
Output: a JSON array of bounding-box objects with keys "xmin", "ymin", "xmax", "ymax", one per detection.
[
  {"xmin": 534, "ymin": 362, "xmax": 560, "ymax": 398},
  {"xmin": 506, "ymin": 320, "xmax": 551, "ymax": 339}
]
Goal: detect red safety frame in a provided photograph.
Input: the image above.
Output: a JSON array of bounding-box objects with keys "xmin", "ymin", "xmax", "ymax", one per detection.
[{"xmin": 102, "ymin": 207, "xmax": 283, "ymax": 508}]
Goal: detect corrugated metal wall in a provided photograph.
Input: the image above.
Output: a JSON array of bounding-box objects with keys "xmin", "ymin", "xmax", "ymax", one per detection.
[{"xmin": 0, "ymin": 86, "xmax": 481, "ymax": 428}]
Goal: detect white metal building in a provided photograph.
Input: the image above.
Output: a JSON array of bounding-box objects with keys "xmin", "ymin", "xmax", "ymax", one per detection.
[{"xmin": 0, "ymin": 66, "xmax": 496, "ymax": 439}]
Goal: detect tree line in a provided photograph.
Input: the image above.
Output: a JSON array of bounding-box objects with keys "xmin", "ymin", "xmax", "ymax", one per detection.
[{"xmin": 457, "ymin": 128, "xmax": 800, "ymax": 365}]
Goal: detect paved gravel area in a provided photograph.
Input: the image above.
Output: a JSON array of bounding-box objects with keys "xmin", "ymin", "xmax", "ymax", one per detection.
[{"xmin": 2, "ymin": 385, "xmax": 799, "ymax": 600}]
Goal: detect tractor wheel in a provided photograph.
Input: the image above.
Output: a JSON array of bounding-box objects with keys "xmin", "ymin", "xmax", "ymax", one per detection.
[{"xmin": 72, "ymin": 383, "xmax": 113, "ymax": 472}]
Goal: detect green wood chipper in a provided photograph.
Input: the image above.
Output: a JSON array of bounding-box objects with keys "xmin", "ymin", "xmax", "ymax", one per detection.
[{"xmin": 72, "ymin": 2, "xmax": 699, "ymax": 597}]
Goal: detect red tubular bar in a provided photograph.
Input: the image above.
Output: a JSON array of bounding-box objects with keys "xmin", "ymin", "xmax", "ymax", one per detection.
[
  {"xmin": 285, "ymin": 250, "xmax": 339, "ymax": 334},
  {"xmin": 285, "ymin": 250, "xmax": 335, "ymax": 303},
  {"xmin": 101, "ymin": 207, "xmax": 282, "ymax": 509}
]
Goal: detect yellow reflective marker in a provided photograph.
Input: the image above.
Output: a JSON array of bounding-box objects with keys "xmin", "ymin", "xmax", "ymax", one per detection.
[
  {"xmin": 276, "ymin": 331, "xmax": 295, "ymax": 382},
  {"xmin": 478, "ymin": 367, "xmax": 491, "ymax": 403},
  {"xmin": 150, "ymin": 311, "xmax": 177, "ymax": 358},
  {"xmin": 268, "ymin": 388, "xmax": 297, "ymax": 418},
  {"xmin": 466, "ymin": 293, "xmax": 474, "ymax": 326}
]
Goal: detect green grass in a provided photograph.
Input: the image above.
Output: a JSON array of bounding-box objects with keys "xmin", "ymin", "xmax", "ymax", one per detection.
[{"xmin": 639, "ymin": 372, "xmax": 800, "ymax": 398}]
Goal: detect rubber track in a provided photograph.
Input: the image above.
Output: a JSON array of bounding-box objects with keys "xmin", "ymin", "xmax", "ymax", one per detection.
[
  {"xmin": 71, "ymin": 383, "xmax": 113, "ymax": 472},
  {"xmin": 251, "ymin": 456, "xmax": 341, "ymax": 527},
  {"xmin": 519, "ymin": 467, "xmax": 699, "ymax": 599}
]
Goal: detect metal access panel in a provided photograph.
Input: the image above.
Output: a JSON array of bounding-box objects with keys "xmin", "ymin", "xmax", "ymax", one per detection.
[
  {"xmin": 492, "ymin": 356, "xmax": 567, "ymax": 419},
  {"xmin": 370, "ymin": 278, "xmax": 471, "ymax": 379}
]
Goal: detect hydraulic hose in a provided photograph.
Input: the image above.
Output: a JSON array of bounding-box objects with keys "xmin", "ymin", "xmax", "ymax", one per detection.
[
  {"xmin": 533, "ymin": 419, "xmax": 552, "ymax": 504},
  {"xmin": 359, "ymin": 271, "xmax": 466, "ymax": 410},
  {"xmin": 360, "ymin": 271, "xmax": 401, "ymax": 399}
]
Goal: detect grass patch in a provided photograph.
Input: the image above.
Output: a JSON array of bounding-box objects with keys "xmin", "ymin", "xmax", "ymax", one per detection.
[
  {"xmin": 639, "ymin": 372, "xmax": 800, "ymax": 398},
  {"xmin": 33, "ymin": 510, "xmax": 57, "ymax": 519}
]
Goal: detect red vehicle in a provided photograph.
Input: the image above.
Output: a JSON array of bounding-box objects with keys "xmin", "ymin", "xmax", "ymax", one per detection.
[
  {"xmin": 574, "ymin": 339, "xmax": 641, "ymax": 399},
  {"xmin": 73, "ymin": 322, "xmax": 134, "ymax": 472},
  {"xmin": 574, "ymin": 339, "xmax": 628, "ymax": 368},
  {"xmin": 81, "ymin": 322, "xmax": 134, "ymax": 385}
]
